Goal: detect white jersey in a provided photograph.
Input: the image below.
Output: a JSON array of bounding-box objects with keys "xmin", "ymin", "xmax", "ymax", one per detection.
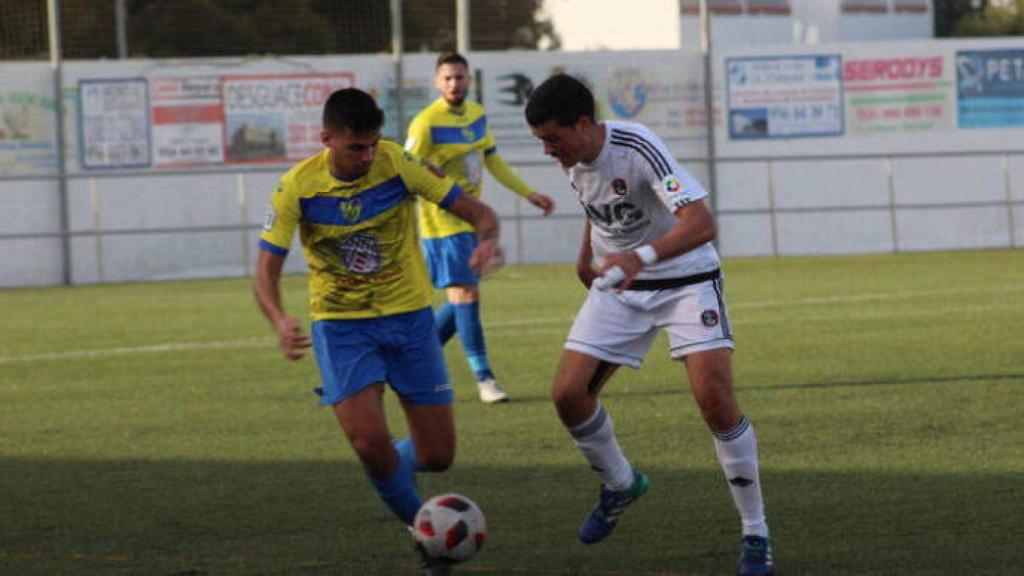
[{"xmin": 567, "ymin": 120, "xmax": 720, "ymax": 280}]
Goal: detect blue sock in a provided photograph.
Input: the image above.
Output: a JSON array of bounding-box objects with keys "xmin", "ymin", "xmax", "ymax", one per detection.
[
  {"xmin": 367, "ymin": 454, "xmax": 422, "ymax": 526},
  {"xmin": 435, "ymin": 302, "xmax": 457, "ymax": 345},
  {"xmin": 392, "ymin": 437, "xmax": 426, "ymax": 473},
  {"xmin": 454, "ymin": 302, "xmax": 493, "ymax": 382}
]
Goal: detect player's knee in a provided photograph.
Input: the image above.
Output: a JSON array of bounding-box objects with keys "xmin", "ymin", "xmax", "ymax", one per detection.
[{"xmin": 419, "ymin": 451, "xmax": 454, "ymax": 472}]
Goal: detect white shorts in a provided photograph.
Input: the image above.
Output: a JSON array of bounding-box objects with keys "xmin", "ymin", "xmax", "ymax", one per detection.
[{"xmin": 564, "ymin": 275, "xmax": 734, "ymax": 368}]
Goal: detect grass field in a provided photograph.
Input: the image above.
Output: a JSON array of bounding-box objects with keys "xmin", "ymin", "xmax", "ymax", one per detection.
[{"xmin": 2, "ymin": 249, "xmax": 1023, "ymax": 575}]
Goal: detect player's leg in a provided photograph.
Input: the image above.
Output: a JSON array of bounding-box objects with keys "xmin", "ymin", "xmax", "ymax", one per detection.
[
  {"xmin": 386, "ymin": 306, "xmax": 458, "ymax": 473},
  {"xmin": 331, "ymin": 383, "xmax": 423, "ymax": 526},
  {"xmin": 683, "ymin": 350, "xmax": 772, "ymax": 575},
  {"xmin": 312, "ymin": 319, "xmax": 425, "ymax": 527},
  {"xmin": 438, "ymin": 232, "xmax": 506, "ymax": 403},
  {"xmin": 421, "ymin": 236, "xmax": 458, "ymax": 345},
  {"xmin": 663, "ymin": 277, "xmax": 772, "ymax": 575},
  {"xmin": 558, "ymin": 289, "xmax": 656, "ymax": 544}
]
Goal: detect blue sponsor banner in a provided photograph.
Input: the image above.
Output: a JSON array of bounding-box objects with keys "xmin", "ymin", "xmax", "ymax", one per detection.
[
  {"xmin": 956, "ymin": 49, "xmax": 1024, "ymax": 129},
  {"xmin": 725, "ymin": 54, "xmax": 844, "ymax": 140}
]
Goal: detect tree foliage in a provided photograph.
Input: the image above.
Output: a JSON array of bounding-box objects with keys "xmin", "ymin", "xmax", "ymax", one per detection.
[{"xmin": 0, "ymin": 0, "xmax": 559, "ymax": 60}]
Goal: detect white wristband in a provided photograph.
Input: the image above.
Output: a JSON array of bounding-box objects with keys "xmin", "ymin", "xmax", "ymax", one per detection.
[{"xmin": 635, "ymin": 245, "xmax": 658, "ymax": 266}]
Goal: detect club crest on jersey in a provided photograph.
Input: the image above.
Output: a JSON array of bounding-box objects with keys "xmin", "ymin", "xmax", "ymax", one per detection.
[
  {"xmin": 701, "ymin": 309, "xmax": 719, "ymax": 327},
  {"xmin": 339, "ymin": 199, "xmax": 362, "ymax": 223},
  {"xmin": 611, "ymin": 178, "xmax": 629, "ymax": 196},
  {"xmin": 338, "ymin": 233, "xmax": 380, "ymax": 274}
]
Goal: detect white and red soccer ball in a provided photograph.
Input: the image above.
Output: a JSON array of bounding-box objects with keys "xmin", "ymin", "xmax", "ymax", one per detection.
[{"xmin": 412, "ymin": 493, "xmax": 487, "ymax": 563}]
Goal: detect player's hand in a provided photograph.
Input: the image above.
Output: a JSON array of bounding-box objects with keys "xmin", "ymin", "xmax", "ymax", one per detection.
[
  {"xmin": 469, "ymin": 239, "xmax": 504, "ymax": 276},
  {"xmin": 593, "ymin": 251, "xmax": 644, "ymax": 291},
  {"xmin": 577, "ymin": 262, "xmax": 599, "ymax": 288},
  {"xmin": 274, "ymin": 316, "xmax": 311, "ymax": 360},
  {"xmin": 527, "ymin": 192, "xmax": 556, "ymax": 216}
]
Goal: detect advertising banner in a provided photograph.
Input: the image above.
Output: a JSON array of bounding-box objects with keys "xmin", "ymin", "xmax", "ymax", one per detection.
[
  {"xmin": 78, "ymin": 78, "xmax": 151, "ymax": 169},
  {"xmin": 956, "ymin": 49, "xmax": 1024, "ymax": 129},
  {"xmin": 0, "ymin": 86, "xmax": 58, "ymax": 175},
  {"xmin": 725, "ymin": 54, "xmax": 843, "ymax": 139},
  {"xmin": 843, "ymin": 55, "xmax": 953, "ymax": 134},
  {"xmin": 221, "ymin": 73, "xmax": 355, "ymax": 163},
  {"xmin": 477, "ymin": 51, "xmax": 707, "ymax": 160},
  {"xmin": 150, "ymin": 76, "xmax": 225, "ymax": 168}
]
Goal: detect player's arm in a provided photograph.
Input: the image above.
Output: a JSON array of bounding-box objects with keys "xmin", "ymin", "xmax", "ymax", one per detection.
[
  {"xmin": 576, "ymin": 220, "xmax": 599, "ymax": 288},
  {"xmin": 444, "ymin": 194, "xmax": 503, "ymax": 275},
  {"xmin": 253, "ymin": 250, "xmax": 310, "ymax": 360},
  {"xmin": 252, "ymin": 179, "xmax": 311, "ymax": 360},
  {"xmin": 597, "ymin": 200, "xmax": 716, "ymax": 291},
  {"xmin": 483, "ymin": 149, "xmax": 555, "ymax": 215},
  {"xmin": 596, "ymin": 129, "xmax": 713, "ymax": 290}
]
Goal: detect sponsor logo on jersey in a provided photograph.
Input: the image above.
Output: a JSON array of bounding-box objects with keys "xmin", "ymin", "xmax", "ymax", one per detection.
[
  {"xmin": 262, "ymin": 205, "xmax": 276, "ymax": 231},
  {"xmin": 701, "ymin": 309, "xmax": 719, "ymax": 327},
  {"xmin": 611, "ymin": 178, "xmax": 629, "ymax": 196},
  {"xmin": 462, "ymin": 126, "xmax": 476, "ymax": 141},
  {"xmin": 338, "ymin": 233, "xmax": 380, "ymax": 274},
  {"xmin": 339, "ymin": 198, "xmax": 362, "ymax": 223},
  {"xmin": 583, "ymin": 200, "xmax": 644, "ymax": 228}
]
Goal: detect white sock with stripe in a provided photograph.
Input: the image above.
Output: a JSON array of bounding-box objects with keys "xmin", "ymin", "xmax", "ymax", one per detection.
[
  {"xmin": 714, "ymin": 416, "xmax": 769, "ymax": 537},
  {"xmin": 569, "ymin": 403, "xmax": 634, "ymax": 491}
]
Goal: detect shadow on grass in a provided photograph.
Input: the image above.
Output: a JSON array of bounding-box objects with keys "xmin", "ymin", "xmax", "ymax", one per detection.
[{"xmin": 0, "ymin": 458, "xmax": 1019, "ymax": 576}]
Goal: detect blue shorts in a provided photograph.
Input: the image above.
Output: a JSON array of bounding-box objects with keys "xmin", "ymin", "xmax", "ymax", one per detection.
[
  {"xmin": 311, "ymin": 307, "xmax": 453, "ymax": 406},
  {"xmin": 421, "ymin": 232, "xmax": 479, "ymax": 288}
]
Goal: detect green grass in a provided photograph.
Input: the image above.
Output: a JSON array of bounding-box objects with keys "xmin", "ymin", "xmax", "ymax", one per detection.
[{"xmin": 2, "ymin": 249, "xmax": 1023, "ymax": 575}]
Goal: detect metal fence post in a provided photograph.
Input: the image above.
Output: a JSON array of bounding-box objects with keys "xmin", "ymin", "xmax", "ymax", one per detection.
[
  {"xmin": 391, "ymin": 0, "xmax": 405, "ymax": 139},
  {"xmin": 48, "ymin": 0, "xmax": 72, "ymax": 285},
  {"xmin": 887, "ymin": 156, "xmax": 899, "ymax": 253},
  {"xmin": 1004, "ymin": 154, "xmax": 1017, "ymax": 248}
]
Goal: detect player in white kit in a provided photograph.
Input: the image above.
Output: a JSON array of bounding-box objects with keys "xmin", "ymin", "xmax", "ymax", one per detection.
[{"xmin": 525, "ymin": 74, "xmax": 774, "ymax": 576}]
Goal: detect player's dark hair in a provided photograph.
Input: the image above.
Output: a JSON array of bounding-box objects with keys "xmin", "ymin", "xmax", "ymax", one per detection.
[
  {"xmin": 436, "ymin": 51, "xmax": 469, "ymax": 69},
  {"xmin": 525, "ymin": 73, "xmax": 595, "ymax": 127},
  {"xmin": 322, "ymin": 88, "xmax": 384, "ymax": 133}
]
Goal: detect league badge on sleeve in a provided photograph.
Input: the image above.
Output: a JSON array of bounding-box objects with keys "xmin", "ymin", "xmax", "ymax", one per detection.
[
  {"xmin": 663, "ymin": 175, "xmax": 692, "ymax": 209},
  {"xmin": 262, "ymin": 204, "xmax": 276, "ymax": 231}
]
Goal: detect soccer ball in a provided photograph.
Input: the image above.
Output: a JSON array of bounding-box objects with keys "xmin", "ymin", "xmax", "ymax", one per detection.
[{"xmin": 412, "ymin": 493, "xmax": 486, "ymax": 563}]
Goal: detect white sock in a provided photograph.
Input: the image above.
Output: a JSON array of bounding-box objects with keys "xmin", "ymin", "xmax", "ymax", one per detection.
[
  {"xmin": 714, "ymin": 416, "xmax": 769, "ymax": 537},
  {"xmin": 569, "ymin": 403, "xmax": 634, "ymax": 491}
]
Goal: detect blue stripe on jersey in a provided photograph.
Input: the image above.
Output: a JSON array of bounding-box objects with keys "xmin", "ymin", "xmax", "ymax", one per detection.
[
  {"xmin": 259, "ymin": 239, "xmax": 289, "ymax": 256},
  {"xmin": 430, "ymin": 116, "xmax": 487, "ymax": 144},
  {"xmin": 299, "ymin": 176, "xmax": 408, "ymax": 226},
  {"xmin": 483, "ymin": 146, "xmax": 497, "ymax": 156},
  {"xmin": 438, "ymin": 184, "xmax": 463, "ymax": 209}
]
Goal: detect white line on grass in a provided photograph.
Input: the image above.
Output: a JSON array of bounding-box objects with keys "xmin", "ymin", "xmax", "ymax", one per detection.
[{"xmin": 2, "ymin": 285, "xmax": 1021, "ymax": 365}]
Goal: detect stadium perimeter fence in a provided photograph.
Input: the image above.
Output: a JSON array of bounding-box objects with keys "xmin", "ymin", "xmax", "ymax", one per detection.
[{"xmin": 0, "ymin": 1, "xmax": 1022, "ymax": 288}]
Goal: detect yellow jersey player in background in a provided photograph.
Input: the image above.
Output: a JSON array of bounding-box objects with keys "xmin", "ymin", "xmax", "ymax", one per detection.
[
  {"xmin": 406, "ymin": 51, "xmax": 555, "ymax": 404},
  {"xmin": 253, "ymin": 88, "xmax": 501, "ymax": 575}
]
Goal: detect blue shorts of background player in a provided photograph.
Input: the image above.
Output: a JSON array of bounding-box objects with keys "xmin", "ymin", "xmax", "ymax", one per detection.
[
  {"xmin": 311, "ymin": 307, "xmax": 453, "ymax": 407},
  {"xmin": 421, "ymin": 231, "xmax": 479, "ymax": 288},
  {"xmin": 420, "ymin": 232, "xmax": 508, "ymax": 403}
]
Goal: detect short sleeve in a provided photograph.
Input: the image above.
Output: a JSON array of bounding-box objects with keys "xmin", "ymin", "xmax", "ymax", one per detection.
[
  {"xmin": 617, "ymin": 125, "xmax": 708, "ymax": 211},
  {"xmin": 258, "ymin": 176, "xmax": 301, "ymax": 256},
  {"xmin": 405, "ymin": 114, "xmax": 432, "ymax": 158},
  {"xmin": 397, "ymin": 149, "xmax": 463, "ymax": 208}
]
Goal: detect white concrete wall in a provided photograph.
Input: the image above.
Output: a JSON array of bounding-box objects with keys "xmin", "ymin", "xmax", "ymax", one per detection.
[{"xmin": 1, "ymin": 36, "xmax": 1022, "ymax": 288}]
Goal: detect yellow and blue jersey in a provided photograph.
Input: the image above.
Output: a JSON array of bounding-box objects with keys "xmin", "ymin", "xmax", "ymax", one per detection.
[
  {"xmin": 259, "ymin": 141, "xmax": 462, "ymax": 320},
  {"xmin": 406, "ymin": 98, "xmax": 498, "ymax": 239}
]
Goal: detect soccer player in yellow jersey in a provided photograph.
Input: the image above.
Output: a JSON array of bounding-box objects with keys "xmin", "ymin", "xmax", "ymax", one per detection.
[
  {"xmin": 253, "ymin": 88, "xmax": 500, "ymax": 573},
  {"xmin": 406, "ymin": 52, "xmax": 555, "ymax": 404}
]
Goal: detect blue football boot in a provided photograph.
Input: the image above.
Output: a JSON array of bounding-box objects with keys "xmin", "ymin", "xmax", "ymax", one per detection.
[
  {"xmin": 738, "ymin": 535, "xmax": 774, "ymax": 576},
  {"xmin": 578, "ymin": 469, "xmax": 650, "ymax": 544}
]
